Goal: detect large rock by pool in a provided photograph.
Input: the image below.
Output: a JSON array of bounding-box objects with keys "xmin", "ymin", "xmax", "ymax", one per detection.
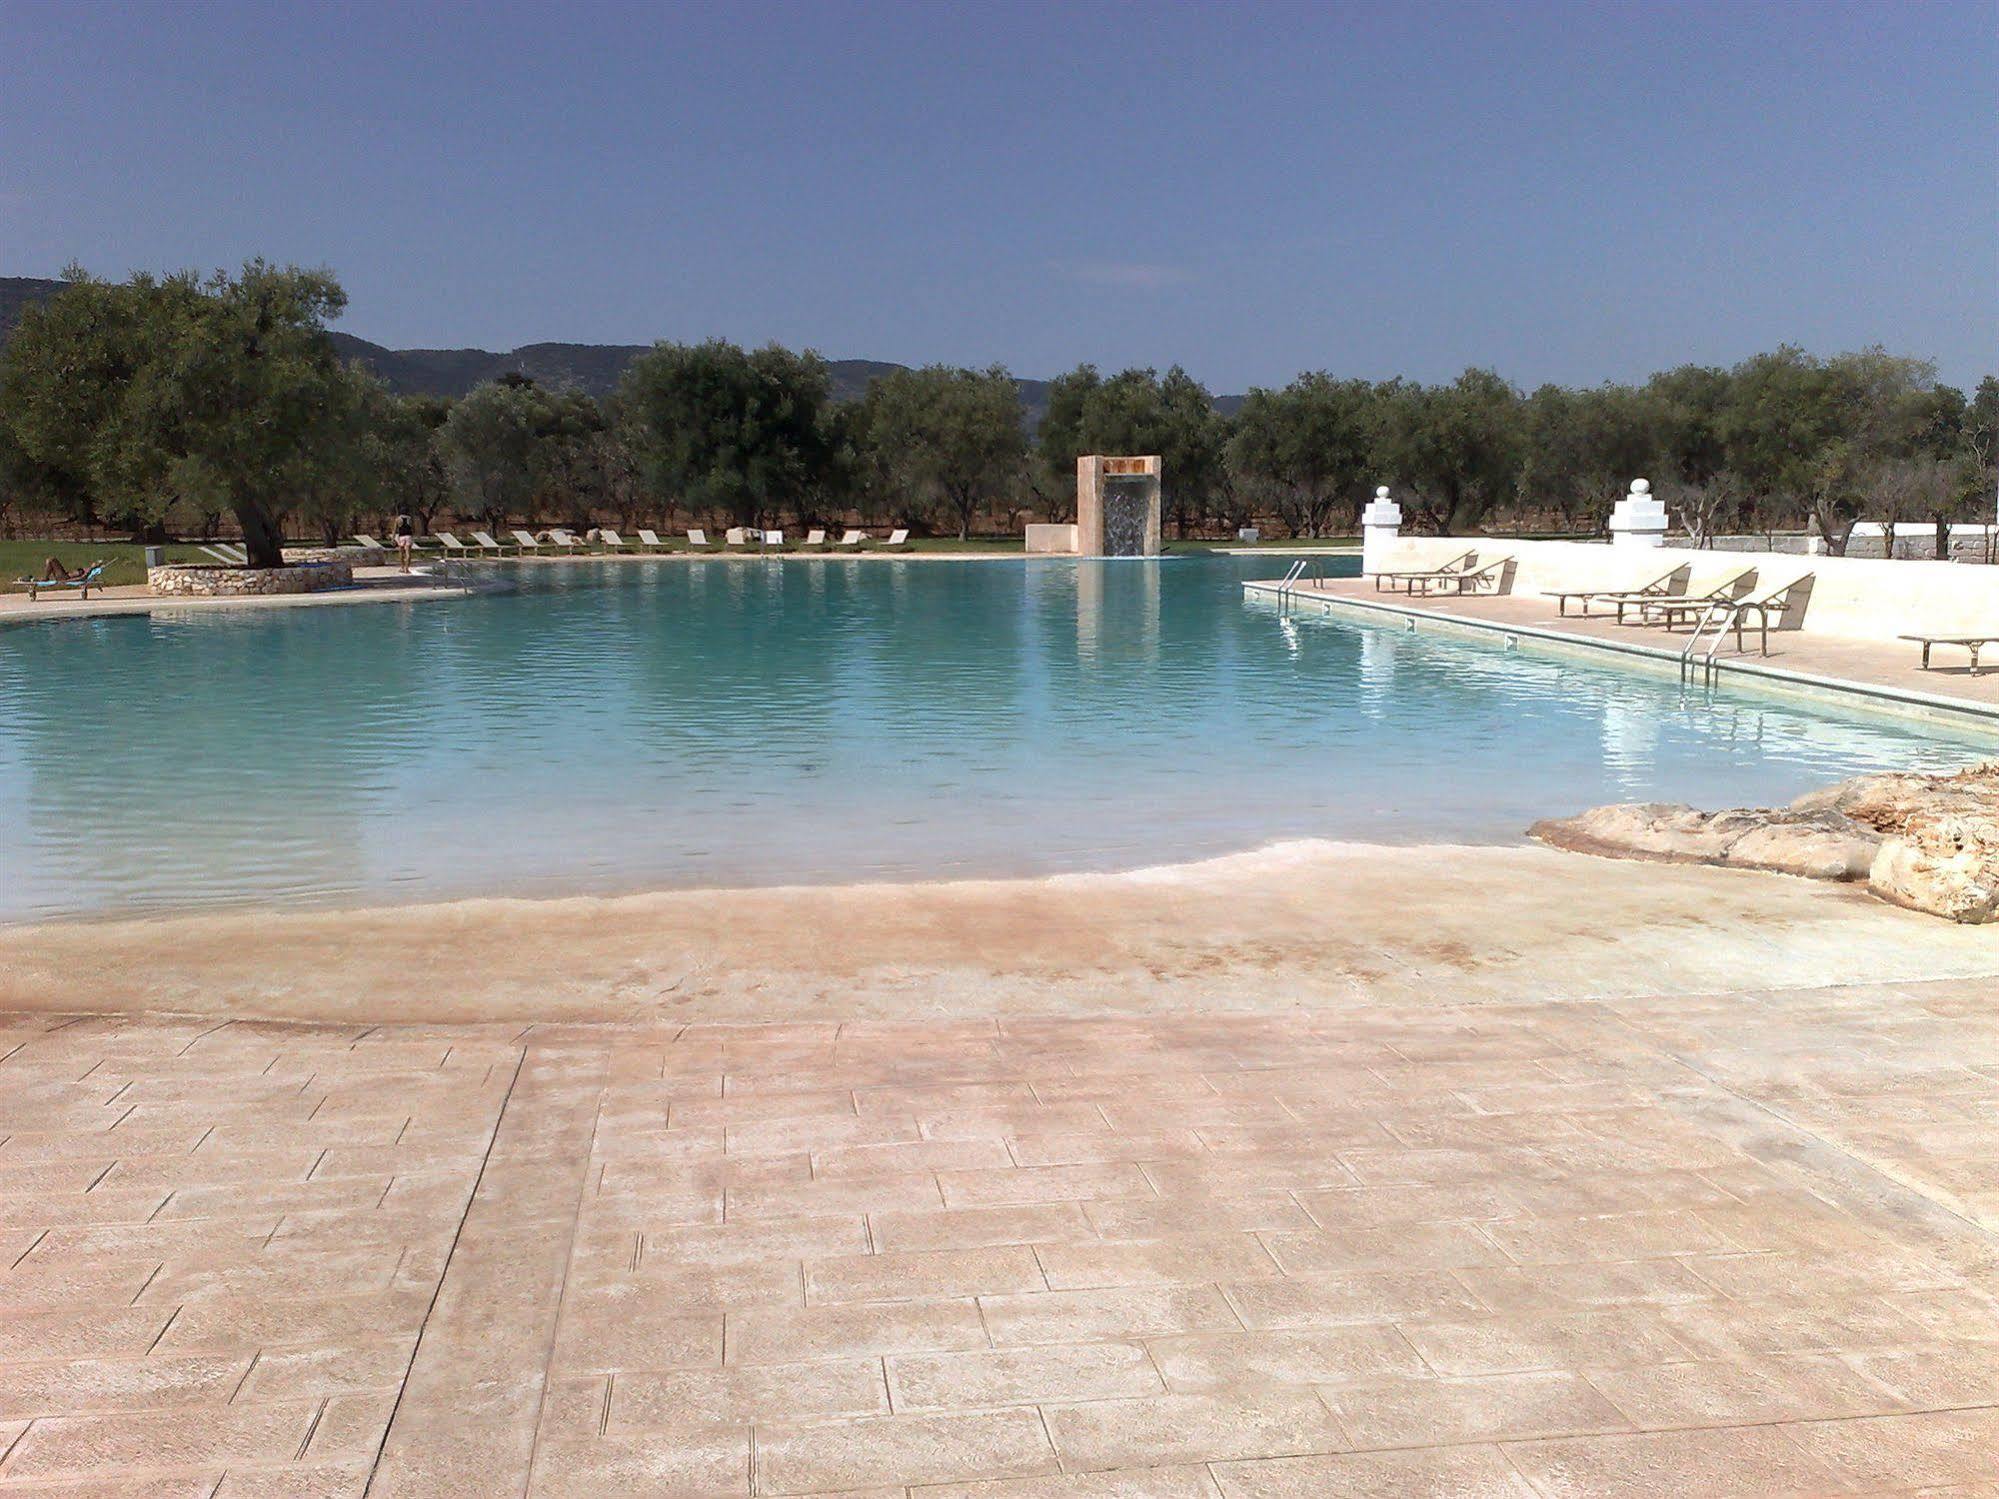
[{"xmin": 1532, "ymin": 762, "xmax": 1999, "ymax": 923}]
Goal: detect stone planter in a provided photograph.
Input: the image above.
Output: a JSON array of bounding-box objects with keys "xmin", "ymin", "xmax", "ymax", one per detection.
[{"xmin": 147, "ymin": 561, "xmax": 354, "ymax": 598}]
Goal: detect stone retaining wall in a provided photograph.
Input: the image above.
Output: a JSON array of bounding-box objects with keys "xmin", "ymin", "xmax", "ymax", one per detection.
[
  {"xmin": 1703, "ymin": 532, "xmax": 1999, "ymax": 562},
  {"xmin": 285, "ymin": 545, "xmax": 382, "ymax": 566},
  {"xmin": 148, "ymin": 561, "xmax": 354, "ymax": 597},
  {"xmin": 1704, "ymin": 534, "xmax": 1817, "ymax": 555}
]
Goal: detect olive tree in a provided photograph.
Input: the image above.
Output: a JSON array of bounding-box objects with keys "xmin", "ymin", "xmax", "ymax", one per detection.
[
  {"xmin": 1226, "ymin": 373, "xmax": 1378, "ymax": 538},
  {"xmin": 0, "ymin": 261, "xmax": 356, "ymax": 563},
  {"xmin": 1375, "ymin": 370, "xmax": 1523, "ymax": 535},
  {"xmin": 436, "ymin": 377, "xmax": 550, "ymax": 531},
  {"xmin": 1047, "ymin": 366, "xmax": 1228, "ymax": 538},
  {"xmin": 858, "ymin": 365, "xmax": 1024, "ymax": 539},
  {"xmin": 618, "ymin": 340, "xmax": 832, "ymax": 530}
]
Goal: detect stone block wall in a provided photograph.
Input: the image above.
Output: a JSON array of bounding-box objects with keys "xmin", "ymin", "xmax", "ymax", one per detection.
[
  {"xmin": 148, "ymin": 561, "xmax": 354, "ymax": 598},
  {"xmin": 1025, "ymin": 524, "xmax": 1080, "ymax": 555}
]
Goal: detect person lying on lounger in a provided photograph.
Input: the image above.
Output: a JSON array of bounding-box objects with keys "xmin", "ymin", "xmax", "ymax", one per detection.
[{"xmin": 41, "ymin": 557, "xmax": 92, "ymax": 582}]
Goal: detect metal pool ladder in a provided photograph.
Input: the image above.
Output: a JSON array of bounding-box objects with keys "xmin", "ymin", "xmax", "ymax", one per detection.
[
  {"xmin": 1680, "ymin": 601, "xmax": 1739, "ymax": 687},
  {"xmin": 1274, "ymin": 559, "xmax": 1321, "ymax": 610}
]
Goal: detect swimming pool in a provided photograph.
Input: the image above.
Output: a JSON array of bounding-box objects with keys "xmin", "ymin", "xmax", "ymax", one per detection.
[{"xmin": 0, "ymin": 555, "xmax": 1988, "ymax": 921}]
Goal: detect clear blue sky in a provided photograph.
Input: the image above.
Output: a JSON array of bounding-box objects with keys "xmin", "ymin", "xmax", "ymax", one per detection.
[{"xmin": 4, "ymin": 0, "xmax": 1993, "ymax": 391}]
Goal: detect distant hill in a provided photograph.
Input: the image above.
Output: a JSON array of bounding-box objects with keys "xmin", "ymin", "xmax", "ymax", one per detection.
[
  {"xmin": 0, "ymin": 276, "xmax": 67, "ymax": 345},
  {"xmin": 1, "ymin": 275, "xmax": 1208, "ymax": 424},
  {"xmin": 322, "ymin": 332, "xmax": 650, "ymax": 400},
  {"xmin": 321, "ymin": 331, "xmax": 1057, "ymax": 417}
]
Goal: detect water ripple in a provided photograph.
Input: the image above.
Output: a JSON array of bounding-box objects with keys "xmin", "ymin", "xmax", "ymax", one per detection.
[{"xmin": 0, "ymin": 556, "xmax": 1986, "ymax": 920}]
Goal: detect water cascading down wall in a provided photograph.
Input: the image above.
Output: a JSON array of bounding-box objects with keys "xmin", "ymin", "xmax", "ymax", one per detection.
[{"xmin": 1076, "ymin": 455, "xmax": 1163, "ymax": 557}]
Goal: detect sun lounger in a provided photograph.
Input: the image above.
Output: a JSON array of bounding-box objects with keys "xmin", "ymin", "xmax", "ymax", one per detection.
[
  {"xmin": 472, "ymin": 531, "xmax": 515, "ymax": 556},
  {"xmin": 598, "ymin": 530, "xmax": 634, "ymax": 552},
  {"xmin": 433, "ymin": 532, "xmax": 473, "ymax": 558},
  {"xmin": 1446, "ymin": 556, "xmax": 1517, "ymax": 595},
  {"xmin": 511, "ymin": 530, "xmax": 542, "ymax": 553},
  {"xmin": 763, "ymin": 529, "xmax": 785, "ymax": 548},
  {"xmin": 725, "ymin": 528, "xmax": 749, "ymax": 547},
  {"xmin": 1902, "ymin": 633, "xmax": 1998, "ymax": 676},
  {"xmin": 837, "ymin": 530, "xmax": 866, "ymax": 548},
  {"xmin": 885, "ymin": 529, "xmax": 911, "ymax": 549},
  {"xmin": 1632, "ymin": 576, "xmax": 1812, "ymax": 656},
  {"xmin": 1633, "ymin": 574, "xmax": 1806, "ymax": 653},
  {"xmin": 687, "ymin": 529, "xmax": 711, "ymax": 549},
  {"xmin": 14, "ymin": 561, "xmax": 106, "ymax": 600},
  {"xmin": 1620, "ymin": 567, "xmax": 1757, "ymax": 627},
  {"xmin": 1398, "ymin": 556, "xmax": 1484, "ymax": 596},
  {"xmin": 802, "ymin": 529, "xmax": 827, "ymax": 547},
  {"xmin": 351, "ymin": 535, "xmax": 384, "ymax": 553},
  {"xmin": 638, "ymin": 529, "xmax": 670, "ymax": 550},
  {"xmin": 1542, "ymin": 564, "xmax": 1689, "ymax": 617},
  {"xmin": 548, "ymin": 530, "xmax": 585, "ymax": 551},
  {"xmin": 1719, "ymin": 575, "xmax": 1814, "ymax": 653},
  {"xmin": 1366, "ymin": 550, "xmax": 1476, "ymax": 594},
  {"xmin": 1647, "ymin": 579, "xmax": 1807, "ymax": 655}
]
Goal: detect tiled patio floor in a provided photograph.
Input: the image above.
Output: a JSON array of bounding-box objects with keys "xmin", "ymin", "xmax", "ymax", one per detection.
[{"xmin": 0, "ymin": 978, "xmax": 1993, "ymax": 1496}]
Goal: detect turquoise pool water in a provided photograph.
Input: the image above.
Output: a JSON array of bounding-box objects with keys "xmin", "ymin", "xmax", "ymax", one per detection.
[{"xmin": 0, "ymin": 555, "xmax": 1988, "ymax": 921}]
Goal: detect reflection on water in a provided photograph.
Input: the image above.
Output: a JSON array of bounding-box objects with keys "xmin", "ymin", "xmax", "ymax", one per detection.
[{"xmin": 0, "ymin": 555, "xmax": 1987, "ymax": 920}]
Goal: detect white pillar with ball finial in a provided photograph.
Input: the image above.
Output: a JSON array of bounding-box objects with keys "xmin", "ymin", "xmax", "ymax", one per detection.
[
  {"xmin": 1607, "ymin": 477, "xmax": 1668, "ymax": 548},
  {"xmin": 1361, "ymin": 485, "xmax": 1403, "ymax": 575}
]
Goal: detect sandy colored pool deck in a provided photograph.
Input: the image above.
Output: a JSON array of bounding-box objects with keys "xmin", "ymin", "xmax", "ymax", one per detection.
[
  {"xmin": 1249, "ymin": 577, "xmax": 1999, "ymax": 722},
  {"xmin": 0, "ymin": 844, "xmax": 1995, "ymax": 1495}
]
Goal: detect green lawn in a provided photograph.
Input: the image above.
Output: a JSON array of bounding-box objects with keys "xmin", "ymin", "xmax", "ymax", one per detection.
[
  {"xmin": 0, "ymin": 540, "xmax": 222, "ymax": 590},
  {"xmin": 1184, "ymin": 536, "xmax": 1361, "ymax": 550},
  {"xmin": 887, "ymin": 536, "xmax": 1022, "ymax": 553}
]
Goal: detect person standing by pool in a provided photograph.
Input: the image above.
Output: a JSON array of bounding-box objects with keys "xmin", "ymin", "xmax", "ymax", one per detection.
[{"xmin": 392, "ymin": 513, "xmax": 415, "ymax": 572}]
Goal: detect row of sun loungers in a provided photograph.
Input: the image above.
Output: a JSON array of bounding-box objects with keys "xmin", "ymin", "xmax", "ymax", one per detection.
[
  {"xmin": 364, "ymin": 528, "xmax": 912, "ymax": 557},
  {"xmin": 1533, "ymin": 564, "xmax": 1812, "ymax": 655},
  {"xmin": 1363, "ymin": 555, "xmax": 1825, "ymax": 658},
  {"xmin": 1545, "ymin": 565, "xmax": 1988, "ymax": 671}
]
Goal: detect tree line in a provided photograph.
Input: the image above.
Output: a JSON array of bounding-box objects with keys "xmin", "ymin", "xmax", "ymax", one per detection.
[{"xmin": 2, "ymin": 263, "xmax": 1993, "ymax": 567}]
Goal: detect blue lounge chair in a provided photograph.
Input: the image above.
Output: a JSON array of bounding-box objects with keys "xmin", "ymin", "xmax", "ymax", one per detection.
[{"xmin": 14, "ymin": 562, "xmax": 107, "ymax": 601}]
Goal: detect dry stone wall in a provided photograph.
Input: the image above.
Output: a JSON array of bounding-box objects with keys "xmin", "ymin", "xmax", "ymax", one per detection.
[{"xmin": 147, "ymin": 561, "xmax": 354, "ymax": 598}]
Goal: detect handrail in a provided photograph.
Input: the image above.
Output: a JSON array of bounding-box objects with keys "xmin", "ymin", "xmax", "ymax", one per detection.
[
  {"xmin": 1701, "ymin": 609, "xmax": 1737, "ymax": 686},
  {"xmin": 1679, "ymin": 600, "xmax": 1722, "ymax": 683},
  {"xmin": 1679, "ymin": 599, "xmax": 1743, "ymax": 686}
]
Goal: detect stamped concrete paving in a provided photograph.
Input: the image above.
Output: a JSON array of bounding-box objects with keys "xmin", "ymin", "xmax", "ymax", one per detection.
[{"xmin": 0, "ymin": 978, "xmax": 1994, "ymax": 1496}]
